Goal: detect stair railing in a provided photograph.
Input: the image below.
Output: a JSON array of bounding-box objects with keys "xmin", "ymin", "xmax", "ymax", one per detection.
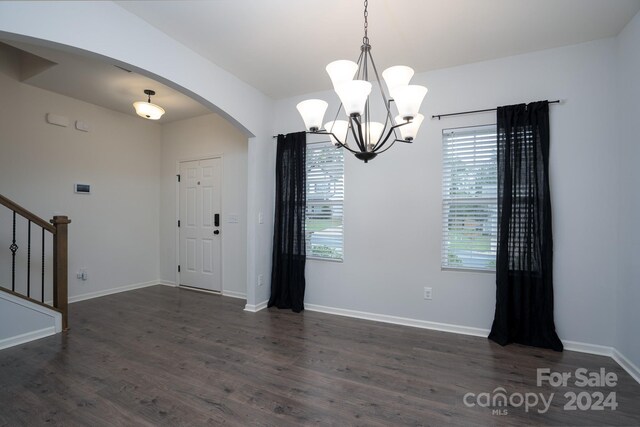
[{"xmin": 0, "ymin": 194, "xmax": 70, "ymax": 330}]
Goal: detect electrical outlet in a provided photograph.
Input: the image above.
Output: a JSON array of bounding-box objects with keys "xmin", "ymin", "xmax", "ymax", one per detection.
[
  {"xmin": 258, "ymin": 274, "xmax": 264, "ymax": 287},
  {"xmin": 77, "ymin": 269, "xmax": 88, "ymax": 281},
  {"xmin": 423, "ymin": 287, "xmax": 432, "ymax": 300}
]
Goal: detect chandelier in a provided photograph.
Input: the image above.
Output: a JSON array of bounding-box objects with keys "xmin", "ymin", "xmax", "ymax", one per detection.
[{"xmin": 296, "ymin": 0, "xmax": 427, "ymax": 163}]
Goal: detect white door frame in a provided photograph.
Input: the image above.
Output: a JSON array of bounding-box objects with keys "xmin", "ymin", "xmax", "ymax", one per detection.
[{"xmin": 175, "ymin": 154, "xmax": 224, "ymax": 293}]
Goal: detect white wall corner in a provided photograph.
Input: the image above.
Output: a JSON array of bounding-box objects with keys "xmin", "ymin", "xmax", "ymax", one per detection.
[
  {"xmin": 158, "ymin": 281, "xmax": 178, "ymax": 287},
  {"xmin": 612, "ymin": 348, "xmax": 640, "ymax": 385},
  {"xmin": 244, "ymin": 300, "xmax": 268, "ymax": 312}
]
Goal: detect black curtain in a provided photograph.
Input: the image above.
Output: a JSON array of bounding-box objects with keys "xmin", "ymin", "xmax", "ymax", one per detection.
[
  {"xmin": 268, "ymin": 132, "xmax": 307, "ymax": 313},
  {"xmin": 488, "ymin": 101, "xmax": 563, "ymax": 351}
]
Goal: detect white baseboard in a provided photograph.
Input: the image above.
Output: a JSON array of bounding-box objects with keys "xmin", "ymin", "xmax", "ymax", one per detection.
[
  {"xmin": 562, "ymin": 340, "xmax": 613, "ymax": 357},
  {"xmin": 244, "ymin": 300, "xmax": 268, "ymax": 312},
  {"xmin": 222, "ymin": 290, "xmax": 247, "ymax": 300},
  {"xmin": 612, "ymin": 348, "xmax": 640, "ymax": 384},
  {"xmin": 68, "ymin": 280, "xmax": 161, "ymax": 303},
  {"xmin": 304, "ymin": 303, "xmax": 639, "ymax": 385},
  {"xmin": 305, "ymin": 303, "xmax": 491, "ymax": 338},
  {"xmin": 0, "ymin": 326, "xmax": 57, "ymax": 350},
  {"xmin": 158, "ymin": 281, "xmax": 178, "ymax": 287}
]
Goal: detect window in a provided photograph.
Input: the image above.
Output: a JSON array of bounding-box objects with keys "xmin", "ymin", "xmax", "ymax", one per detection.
[
  {"xmin": 305, "ymin": 141, "xmax": 344, "ymax": 261},
  {"xmin": 441, "ymin": 125, "xmax": 497, "ymax": 271}
]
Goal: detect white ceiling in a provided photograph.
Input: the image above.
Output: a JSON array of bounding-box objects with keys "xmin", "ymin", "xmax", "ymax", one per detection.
[
  {"xmin": 117, "ymin": 0, "xmax": 640, "ymax": 99},
  {"xmin": 0, "ymin": 41, "xmax": 212, "ymax": 123}
]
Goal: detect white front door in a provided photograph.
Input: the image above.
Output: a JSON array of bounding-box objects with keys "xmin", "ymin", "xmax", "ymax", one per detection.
[{"xmin": 179, "ymin": 158, "xmax": 222, "ymax": 292}]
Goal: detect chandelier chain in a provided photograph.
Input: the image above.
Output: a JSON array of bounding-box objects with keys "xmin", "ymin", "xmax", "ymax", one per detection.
[{"xmin": 363, "ymin": 0, "xmax": 369, "ymax": 45}]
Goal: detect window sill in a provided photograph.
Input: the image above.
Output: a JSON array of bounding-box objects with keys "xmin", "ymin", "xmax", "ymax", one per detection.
[
  {"xmin": 307, "ymin": 256, "xmax": 343, "ymax": 263},
  {"xmin": 441, "ymin": 267, "xmax": 495, "ymax": 274}
]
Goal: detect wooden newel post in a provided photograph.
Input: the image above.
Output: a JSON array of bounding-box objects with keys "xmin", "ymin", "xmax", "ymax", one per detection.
[{"xmin": 51, "ymin": 215, "xmax": 71, "ymax": 330}]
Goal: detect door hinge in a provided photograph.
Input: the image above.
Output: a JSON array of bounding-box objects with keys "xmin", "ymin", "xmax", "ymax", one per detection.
[
  {"xmin": 177, "ymin": 174, "xmax": 181, "ymax": 182},
  {"xmin": 178, "ymin": 265, "xmax": 181, "ymax": 273},
  {"xmin": 178, "ymin": 220, "xmax": 181, "ymax": 227}
]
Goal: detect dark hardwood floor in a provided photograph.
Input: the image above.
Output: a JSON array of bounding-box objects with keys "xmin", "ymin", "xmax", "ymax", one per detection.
[{"xmin": 1, "ymin": 285, "xmax": 639, "ymax": 426}]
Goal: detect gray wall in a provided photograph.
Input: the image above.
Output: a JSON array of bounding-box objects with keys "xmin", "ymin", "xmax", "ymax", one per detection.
[
  {"xmin": 0, "ymin": 50, "xmax": 161, "ymax": 302},
  {"xmin": 616, "ymin": 10, "xmax": 640, "ymax": 371},
  {"xmin": 274, "ymin": 37, "xmax": 621, "ymax": 348}
]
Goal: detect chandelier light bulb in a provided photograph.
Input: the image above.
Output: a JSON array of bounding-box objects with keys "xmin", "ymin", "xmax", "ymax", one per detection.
[
  {"xmin": 366, "ymin": 121, "xmax": 384, "ymax": 148},
  {"xmin": 326, "ymin": 60, "xmax": 359, "ymax": 89},
  {"xmin": 382, "ymin": 65, "xmax": 415, "ymax": 93},
  {"xmin": 296, "ymin": 99, "xmax": 329, "ymax": 131},
  {"xmin": 395, "ymin": 113, "xmax": 424, "ymax": 141},
  {"xmin": 335, "ymin": 80, "xmax": 372, "ymax": 117},
  {"xmin": 391, "ymin": 85, "xmax": 428, "ymax": 120},
  {"xmin": 324, "ymin": 120, "xmax": 350, "ymax": 146}
]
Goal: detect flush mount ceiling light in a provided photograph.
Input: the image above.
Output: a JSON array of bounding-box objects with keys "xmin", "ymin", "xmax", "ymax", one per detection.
[
  {"xmin": 133, "ymin": 89, "xmax": 165, "ymax": 120},
  {"xmin": 296, "ymin": 0, "xmax": 428, "ymax": 163}
]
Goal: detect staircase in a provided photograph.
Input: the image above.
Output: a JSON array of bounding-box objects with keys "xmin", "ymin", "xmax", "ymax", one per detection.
[{"xmin": 0, "ymin": 194, "xmax": 70, "ymax": 332}]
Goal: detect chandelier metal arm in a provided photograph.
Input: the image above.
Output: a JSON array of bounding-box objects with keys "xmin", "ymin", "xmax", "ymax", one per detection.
[
  {"xmin": 309, "ymin": 130, "xmax": 361, "ymax": 154},
  {"xmin": 374, "ymin": 139, "xmax": 399, "ymax": 155},
  {"xmin": 351, "ymin": 115, "xmax": 368, "ymax": 152},
  {"xmin": 372, "ymin": 121, "xmax": 411, "ymax": 153},
  {"xmin": 366, "ymin": 49, "xmax": 398, "ymax": 152}
]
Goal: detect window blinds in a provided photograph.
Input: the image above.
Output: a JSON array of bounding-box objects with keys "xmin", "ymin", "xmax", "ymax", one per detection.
[
  {"xmin": 305, "ymin": 141, "xmax": 344, "ymax": 261},
  {"xmin": 442, "ymin": 125, "xmax": 498, "ymax": 271}
]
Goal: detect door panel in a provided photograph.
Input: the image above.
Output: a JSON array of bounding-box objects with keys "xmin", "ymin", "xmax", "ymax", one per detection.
[{"xmin": 179, "ymin": 158, "xmax": 222, "ymax": 291}]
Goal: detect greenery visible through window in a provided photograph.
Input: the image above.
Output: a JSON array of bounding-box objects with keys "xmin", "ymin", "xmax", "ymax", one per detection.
[
  {"xmin": 305, "ymin": 141, "xmax": 344, "ymax": 261},
  {"xmin": 442, "ymin": 125, "xmax": 497, "ymax": 271}
]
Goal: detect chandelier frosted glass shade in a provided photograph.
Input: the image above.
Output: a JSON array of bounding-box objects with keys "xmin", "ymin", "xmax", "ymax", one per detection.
[
  {"xmin": 382, "ymin": 66, "xmax": 415, "ymax": 92},
  {"xmin": 326, "ymin": 60, "xmax": 359, "ymax": 89},
  {"xmin": 133, "ymin": 89, "xmax": 165, "ymax": 120},
  {"xmin": 133, "ymin": 101, "xmax": 165, "ymax": 120},
  {"xmin": 296, "ymin": 99, "xmax": 328, "ymax": 131},
  {"xmin": 391, "ymin": 85, "xmax": 428, "ymax": 119},
  {"xmin": 395, "ymin": 114, "xmax": 424, "ymax": 141},
  {"xmin": 335, "ymin": 80, "xmax": 372, "ymax": 117},
  {"xmin": 324, "ymin": 120, "xmax": 350, "ymax": 146}
]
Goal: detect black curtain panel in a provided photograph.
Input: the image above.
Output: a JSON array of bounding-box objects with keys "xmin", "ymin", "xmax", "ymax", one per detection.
[
  {"xmin": 488, "ymin": 101, "xmax": 563, "ymax": 351},
  {"xmin": 268, "ymin": 131, "xmax": 307, "ymax": 313}
]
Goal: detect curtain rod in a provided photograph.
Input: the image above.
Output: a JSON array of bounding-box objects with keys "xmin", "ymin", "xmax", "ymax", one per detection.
[{"xmin": 431, "ymin": 100, "xmax": 561, "ymax": 120}]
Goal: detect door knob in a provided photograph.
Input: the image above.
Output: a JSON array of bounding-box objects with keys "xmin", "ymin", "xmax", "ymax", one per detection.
[{"xmin": 213, "ymin": 230, "xmax": 220, "ymax": 235}]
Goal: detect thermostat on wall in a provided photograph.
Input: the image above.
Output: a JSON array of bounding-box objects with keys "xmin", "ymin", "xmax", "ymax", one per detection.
[{"xmin": 74, "ymin": 183, "xmax": 91, "ymax": 194}]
